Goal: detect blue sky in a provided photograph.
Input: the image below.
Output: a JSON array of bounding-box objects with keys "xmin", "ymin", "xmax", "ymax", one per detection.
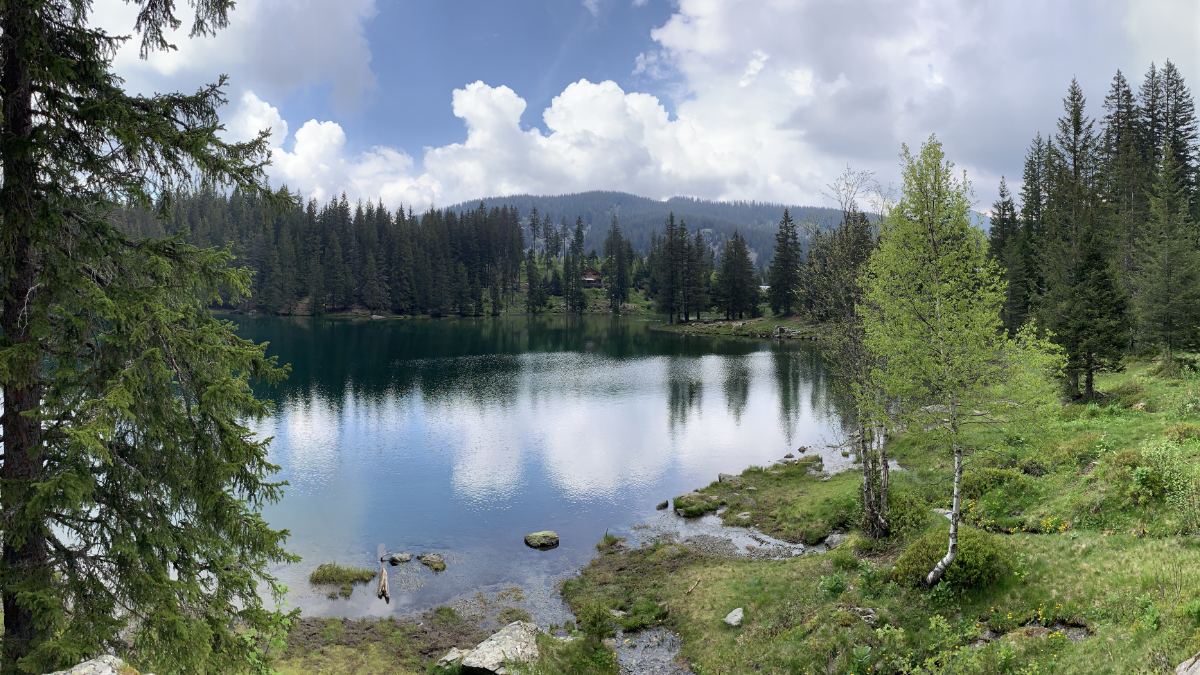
[{"xmin": 93, "ymin": 0, "xmax": 1199, "ymax": 212}]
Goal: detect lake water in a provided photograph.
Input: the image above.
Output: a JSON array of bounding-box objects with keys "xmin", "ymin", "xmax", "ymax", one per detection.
[{"xmin": 236, "ymin": 314, "xmax": 850, "ymax": 620}]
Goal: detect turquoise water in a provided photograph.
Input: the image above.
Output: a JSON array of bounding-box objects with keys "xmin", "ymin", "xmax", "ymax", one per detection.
[{"xmin": 235, "ymin": 314, "xmax": 848, "ymax": 618}]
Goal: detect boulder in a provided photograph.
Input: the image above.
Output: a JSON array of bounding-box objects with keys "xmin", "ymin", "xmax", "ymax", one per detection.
[
  {"xmin": 746, "ymin": 486, "xmax": 757, "ymax": 491},
  {"xmin": 389, "ymin": 552, "xmax": 413, "ymax": 565},
  {"xmin": 524, "ymin": 531, "xmax": 560, "ymax": 549},
  {"xmin": 718, "ymin": 473, "xmax": 742, "ymax": 485},
  {"xmin": 656, "ymin": 500, "xmax": 670, "ymax": 510},
  {"xmin": 741, "ymin": 497, "xmax": 757, "ymax": 507},
  {"xmin": 417, "ymin": 553, "xmax": 446, "ymax": 572},
  {"xmin": 437, "ymin": 647, "xmax": 468, "ymax": 668},
  {"xmin": 824, "ymin": 532, "xmax": 848, "ymax": 550},
  {"xmin": 49, "ymin": 655, "xmax": 145, "ymax": 675},
  {"xmin": 783, "ymin": 453, "xmax": 795, "ymax": 459},
  {"xmin": 724, "ymin": 608, "xmax": 744, "ymax": 627},
  {"xmin": 1180, "ymin": 652, "xmax": 1200, "ymax": 675},
  {"xmin": 736, "ymin": 512, "xmax": 751, "ymax": 519},
  {"xmin": 461, "ymin": 621, "xmax": 540, "ymax": 674},
  {"xmin": 370, "ymin": 314, "xmax": 384, "ymax": 320}
]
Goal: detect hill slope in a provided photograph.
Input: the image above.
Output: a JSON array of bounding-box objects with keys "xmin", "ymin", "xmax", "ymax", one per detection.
[{"xmin": 445, "ymin": 191, "xmax": 843, "ymax": 263}]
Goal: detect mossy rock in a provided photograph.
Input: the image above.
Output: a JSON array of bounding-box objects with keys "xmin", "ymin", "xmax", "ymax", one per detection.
[{"xmin": 673, "ymin": 493, "xmax": 724, "ymax": 517}]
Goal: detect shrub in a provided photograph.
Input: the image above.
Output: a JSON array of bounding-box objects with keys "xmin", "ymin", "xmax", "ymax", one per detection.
[
  {"xmin": 961, "ymin": 468, "xmax": 1026, "ymax": 500},
  {"xmin": 885, "ymin": 488, "xmax": 931, "ymax": 541},
  {"xmin": 892, "ymin": 528, "xmax": 1011, "ymax": 590},
  {"xmin": 576, "ymin": 600, "xmax": 615, "ymax": 639},
  {"xmin": 830, "ymin": 545, "xmax": 859, "ymax": 571},
  {"xmin": 817, "ymin": 573, "xmax": 849, "ymax": 596},
  {"xmin": 1165, "ymin": 422, "xmax": 1200, "ymax": 443}
]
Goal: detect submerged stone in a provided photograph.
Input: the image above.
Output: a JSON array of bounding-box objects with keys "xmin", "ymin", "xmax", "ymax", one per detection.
[{"xmin": 524, "ymin": 531, "xmax": 559, "ymax": 549}]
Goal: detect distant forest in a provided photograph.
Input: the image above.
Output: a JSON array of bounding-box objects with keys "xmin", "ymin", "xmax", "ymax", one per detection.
[{"xmin": 111, "ymin": 190, "xmax": 829, "ymax": 316}]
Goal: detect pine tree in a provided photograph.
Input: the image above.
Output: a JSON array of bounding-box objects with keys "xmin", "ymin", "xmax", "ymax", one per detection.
[
  {"xmin": 767, "ymin": 209, "xmax": 801, "ymax": 316},
  {"xmin": 1039, "ymin": 78, "xmax": 1126, "ymax": 396},
  {"xmin": 603, "ymin": 216, "xmax": 632, "ymax": 312},
  {"xmin": 525, "ymin": 248, "xmax": 547, "ymax": 313},
  {"xmin": 1102, "ymin": 69, "xmax": 1149, "ymax": 280},
  {"xmin": 1134, "ymin": 146, "xmax": 1200, "ymax": 369},
  {"xmin": 989, "ymin": 178, "xmax": 1029, "ymax": 333},
  {"xmin": 0, "ymin": 2, "xmax": 294, "ymax": 672},
  {"xmin": 715, "ymin": 231, "xmax": 757, "ymax": 319}
]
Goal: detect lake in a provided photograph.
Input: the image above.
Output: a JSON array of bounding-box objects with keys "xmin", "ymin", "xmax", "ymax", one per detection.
[{"xmin": 236, "ymin": 314, "xmax": 850, "ymax": 620}]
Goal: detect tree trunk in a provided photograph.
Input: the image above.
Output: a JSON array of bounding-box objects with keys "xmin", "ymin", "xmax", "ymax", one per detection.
[
  {"xmin": 925, "ymin": 440, "xmax": 963, "ymax": 587},
  {"xmin": 877, "ymin": 423, "xmax": 890, "ymax": 529},
  {"xmin": 859, "ymin": 423, "xmax": 878, "ymax": 536},
  {"xmin": 1, "ymin": 2, "xmax": 51, "ymax": 669}
]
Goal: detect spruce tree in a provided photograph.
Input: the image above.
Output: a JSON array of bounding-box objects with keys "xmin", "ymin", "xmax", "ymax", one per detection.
[
  {"xmin": 525, "ymin": 248, "xmax": 546, "ymax": 313},
  {"xmin": 0, "ymin": 1, "xmax": 295, "ymax": 672},
  {"xmin": 989, "ymin": 178, "xmax": 1029, "ymax": 333},
  {"xmin": 1102, "ymin": 69, "xmax": 1149, "ymax": 279},
  {"xmin": 603, "ymin": 216, "xmax": 631, "ymax": 312},
  {"xmin": 715, "ymin": 231, "xmax": 757, "ymax": 319},
  {"xmin": 1134, "ymin": 147, "xmax": 1200, "ymax": 369},
  {"xmin": 767, "ymin": 209, "xmax": 801, "ymax": 316}
]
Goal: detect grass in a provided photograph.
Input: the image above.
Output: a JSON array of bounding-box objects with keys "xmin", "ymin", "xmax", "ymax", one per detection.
[
  {"xmin": 278, "ymin": 607, "xmax": 487, "ymax": 675},
  {"xmin": 310, "ymin": 563, "xmax": 378, "ymax": 585}
]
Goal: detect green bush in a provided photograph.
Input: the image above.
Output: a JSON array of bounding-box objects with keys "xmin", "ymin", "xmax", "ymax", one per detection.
[
  {"xmin": 961, "ymin": 468, "xmax": 1026, "ymax": 500},
  {"xmin": 892, "ymin": 528, "xmax": 1011, "ymax": 590},
  {"xmin": 576, "ymin": 600, "xmax": 615, "ymax": 639},
  {"xmin": 885, "ymin": 488, "xmax": 931, "ymax": 541}
]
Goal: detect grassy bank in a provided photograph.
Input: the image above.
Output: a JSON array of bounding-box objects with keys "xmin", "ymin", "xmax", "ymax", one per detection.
[
  {"xmin": 650, "ymin": 314, "xmax": 820, "ymax": 340},
  {"xmin": 276, "ymin": 358, "xmax": 1200, "ymax": 674},
  {"xmin": 557, "ymin": 359, "xmax": 1200, "ymax": 673}
]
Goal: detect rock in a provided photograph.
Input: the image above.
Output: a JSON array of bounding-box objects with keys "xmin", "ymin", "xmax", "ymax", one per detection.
[
  {"xmin": 417, "ymin": 553, "xmax": 446, "ymax": 571},
  {"xmin": 461, "ymin": 621, "xmax": 540, "ymax": 674},
  {"xmin": 741, "ymin": 496, "xmax": 757, "ymax": 507},
  {"xmin": 736, "ymin": 512, "xmax": 751, "ymax": 519},
  {"xmin": 609, "ymin": 609, "xmax": 628, "ymax": 618},
  {"xmin": 1179, "ymin": 652, "xmax": 1200, "ymax": 675},
  {"xmin": 821, "ymin": 476, "xmax": 831, "ymax": 482},
  {"xmin": 783, "ymin": 453, "xmax": 795, "ymax": 458},
  {"xmin": 524, "ymin": 531, "xmax": 560, "ymax": 549},
  {"xmin": 49, "ymin": 655, "xmax": 140, "ymax": 675},
  {"xmin": 437, "ymin": 647, "xmax": 468, "ymax": 668},
  {"xmin": 602, "ymin": 637, "xmax": 617, "ymax": 652},
  {"xmin": 656, "ymin": 499, "xmax": 669, "ymax": 510},
  {"xmin": 724, "ymin": 607, "xmax": 744, "ymax": 627},
  {"xmin": 718, "ymin": 473, "xmax": 742, "ymax": 485},
  {"xmin": 389, "ymin": 553, "xmax": 413, "ymax": 565},
  {"xmin": 931, "ymin": 508, "xmax": 953, "ymax": 520},
  {"xmin": 746, "ymin": 486, "xmax": 757, "ymax": 491},
  {"xmin": 824, "ymin": 532, "xmax": 848, "ymax": 549},
  {"xmin": 370, "ymin": 314, "xmax": 384, "ymax": 320}
]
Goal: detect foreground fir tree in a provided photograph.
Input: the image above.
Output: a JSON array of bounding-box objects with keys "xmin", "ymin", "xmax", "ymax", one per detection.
[
  {"xmin": 862, "ymin": 136, "xmax": 1060, "ymax": 586},
  {"xmin": 0, "ymin": 2, "xmax": 296, "ymax": 673},
  {"xmin": 714, "ymin": 231, "xmax": 757, "ymax": 319}
]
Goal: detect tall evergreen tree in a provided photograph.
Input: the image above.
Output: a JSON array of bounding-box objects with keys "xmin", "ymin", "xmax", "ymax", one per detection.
[
  {"xmin": 1134, "ymin": 146, "xmax": 1200, "ymax": 369},
  {"xmin": 989, "ymin": 178, "xmax": 1029, "ymax": 333},
  {"xmin": 1039, "ymin": 78, "xmax": 1126, "ymax": 396},
  {"xmin": 767, "ymin": 209, "xmax": 801, "ymax": 316},
  {"xmin": 715, "ymin": 231, "xmax": 757, "ymax": 319},
  {"xmin": 0, "ymin": 1, "xmax": 295, "ymax": 672},
  {"xmin": 1102, "ymin": 69, "xmax": 1149, "ymax": 279},
  {"xmin": 603, "ymin": 216, "xmax": 632, "ymax": 312},
  {"xmin": 525, "ymin": 248, "xmax": 547, "ymax": 313}
]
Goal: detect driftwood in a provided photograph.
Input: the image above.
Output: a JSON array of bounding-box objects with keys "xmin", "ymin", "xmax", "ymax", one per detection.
[{"xmin": 376, "ymin": 565, "xmax": 390, "ymax": 604}]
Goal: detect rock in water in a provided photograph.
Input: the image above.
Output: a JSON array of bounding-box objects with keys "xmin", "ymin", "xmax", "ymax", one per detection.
[
  {"xmin": 724, "ymin": 608, "xmax": 744, "ymax": 627},
  {"xmin": 389, "ymin": 552, "xmax": 413, "ymax": 565},
  {"xmin": 437, "ymin": 647, "xmax": 468, "ymax": 669},
  {"xmin": 524, "ymin": 531, "xmax": 559, "ymax": 549},
  {"xmin": 1179, "ymin": 652, "xmax": 1200, "ymax": 675},
  {"xmin": 417, "ymin": 553, "xmax": 446, "ymax": 572},
  {"xmin": 656, "ymin": 499, "xmax": 669, "ymax": 510},
  {"xmin": 718, "ymin": 473, "xmax": 742, "ymax": 485},
  {"xmin": 49, "ymin": 655, "xmax": 139, "ymax": 675},
  {"xmin": 461, "ymin": 621, "xmax": 540, "ymax": 674}
]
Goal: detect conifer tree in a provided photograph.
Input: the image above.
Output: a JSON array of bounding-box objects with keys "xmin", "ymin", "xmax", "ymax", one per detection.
[
  {"xmin": 603, "ymin": 216, "xmax": 632, "ymax": 312},
  {"xmin": 1039, "ymin": 79, "xmax": 1127, "ymax": 396},
  {"xmin": 989, "ymin": 178, "xmax": 1029, "ymax": 333},
  {"xmin": 1134, "ymin": 146, "xmax": 1200, "ymax": 370},
  {"xmin": 767, "ymin": 209, "xmax": 801, "ymax": 315},
  {"xmin": 715, "ymin": 231, "xmax": 757, "ymax": 319},
  {"xmin": 525, "ymin": 248, "xmax": 547, "ymax": 313},
  {"xmin": 1102, "ymin": 69, "xmax": 1149, "ymax": 278},
  {"xmin": 0, "ymin": 1, "xmax": 296, "ymax": 672}
]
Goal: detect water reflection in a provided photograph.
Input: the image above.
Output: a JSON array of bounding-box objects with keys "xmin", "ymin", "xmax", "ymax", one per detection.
[{"xmin": 234, "ymin": 315, "xmax": 851, "ymax": 618}]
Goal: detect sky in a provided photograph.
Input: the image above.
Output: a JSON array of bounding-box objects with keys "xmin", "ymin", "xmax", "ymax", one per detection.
[{"xmin": 90, "ymin": 0, "xmax": 1200, "ymax": 214}]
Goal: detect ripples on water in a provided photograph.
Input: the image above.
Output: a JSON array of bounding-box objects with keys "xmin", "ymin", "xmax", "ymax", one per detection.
[{"xmin": 235, "ymin": 314, "xmax": 851, "ymax": 618}]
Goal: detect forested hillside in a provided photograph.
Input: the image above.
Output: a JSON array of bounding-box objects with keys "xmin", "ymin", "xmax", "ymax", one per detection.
[{"xmin": 444, "ymin": 190, "xmax": 842, "ymax": 259}]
